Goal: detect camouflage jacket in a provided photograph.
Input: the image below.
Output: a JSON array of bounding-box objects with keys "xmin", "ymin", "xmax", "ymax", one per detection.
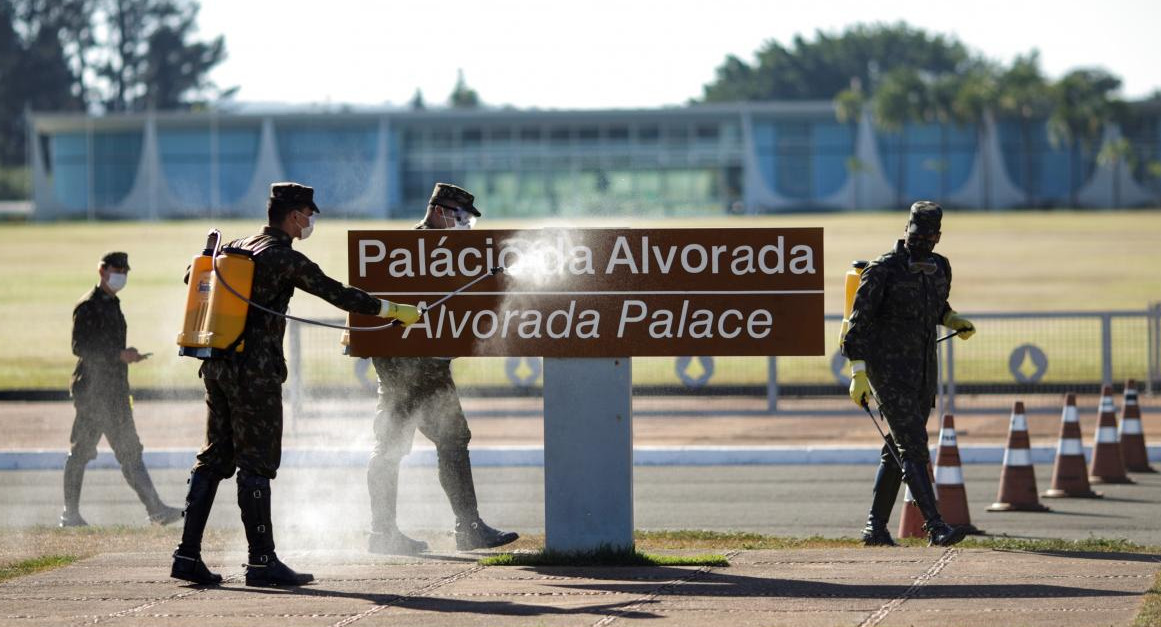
[
  {"xmin": 841, "ymin": 239, "xmax": 953, "ymax": 397},
  {"xmin": 202, "ymin": 226, "xmax": 382, "ymax": 383},
  {"xmin": 70, "ymin": 286, "xmax": 129, "ymax": 399}
]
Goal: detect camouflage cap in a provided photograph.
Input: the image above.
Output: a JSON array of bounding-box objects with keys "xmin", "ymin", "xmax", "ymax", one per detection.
[
  {"xmin": 100, "ymin": 251, "xmax": 129, "ymax": 270},
  {"xmin": 429, "ymin": 182, "xmax": 481, "ymax": 217},
  {"xmin": 907, "ymin": 201, "xmax": 943, "ymax": 235},
  {"xmin": 270, "ymin": 182, "xmax": 319, "ymax": 213}
]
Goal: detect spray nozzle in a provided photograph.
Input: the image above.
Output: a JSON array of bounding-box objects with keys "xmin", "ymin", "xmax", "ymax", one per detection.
[{"xmin": 490, "ymin": 266, "xmax": 505, "ymax": 276}]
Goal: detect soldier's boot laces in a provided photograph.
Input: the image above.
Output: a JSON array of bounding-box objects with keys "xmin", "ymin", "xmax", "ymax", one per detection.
[
  {"xmin": 455, "ymin": 518, "xmax": 519, "ymax": 551},
  {"xmin": 369, "ymin": 529, "xmax": 429, "ymax": 555},
  {"xmin": 170, "ymin": 551, "xmax": 222, "ymax": 586}
]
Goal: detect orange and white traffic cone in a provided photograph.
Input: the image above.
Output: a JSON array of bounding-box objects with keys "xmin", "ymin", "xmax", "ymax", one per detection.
[
  {"xmin": 897, "ymin": 461, "xmax": 932, "ymax": 539},
  {"xmin": 933, "ymin": 414, "xmax": 981, "ymax": 534},
  {"xmin": 987, "ymin": 401, "xmax": 1050, "ymax": 512},
  {"xmin": 1119, "ymin": 380, "xmax": 1156, "ymax": 473},
  {"xmin": 1090, "ymin": 385, "xmax": 1134, "ymax": 484},
  {"xmin": 1043, "ymin": 393, "xmax": 1102, "ymax": 498}
]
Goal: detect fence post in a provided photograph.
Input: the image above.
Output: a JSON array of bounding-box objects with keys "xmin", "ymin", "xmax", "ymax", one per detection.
[
  {"xmin": 287, "ymin": 319, "xmax": 303, "ymax": 432},
  {"xmin": 1101, "ymin": 313, "xmax": 1113, "ymax": 386},
  {"xmin": 766, "ymin": 356, "xmax": 778, "ymax": 413},
  {"xmin": 1149, "ymin": 303, "xmax": 1160, "ymax": 396}
]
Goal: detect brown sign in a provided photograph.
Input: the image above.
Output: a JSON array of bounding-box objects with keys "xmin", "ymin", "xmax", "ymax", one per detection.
[{"xmin": 346, "ymin": 228, "xmax": 823, "ymax": 357}]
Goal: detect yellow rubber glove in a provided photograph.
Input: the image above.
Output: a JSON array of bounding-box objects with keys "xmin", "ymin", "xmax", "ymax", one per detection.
[
  {"xmin": 378, "ymin": 300, "xmax": 421, "ymax": 327},
  {"xmin": 942, "ymin": 310, "xmax": 976, "ymax": 340},
  {"xmin": 848, "ymin": 360, "xmax": 872, "ymax": 407}
]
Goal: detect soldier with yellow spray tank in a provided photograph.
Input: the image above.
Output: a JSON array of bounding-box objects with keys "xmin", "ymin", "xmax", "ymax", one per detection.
[
  {"xmin": 170, "ymin": 182, "xmax": 421, "ymax": 586},
  {"xmin": 841, "ymin": 201, "xmax": 976, "ymax": 547}
]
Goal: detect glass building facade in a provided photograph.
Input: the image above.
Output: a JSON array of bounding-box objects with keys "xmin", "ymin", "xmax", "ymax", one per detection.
[{"xmin": 29, "ymin": 101, "xmax": 1161, "ymax": 219}]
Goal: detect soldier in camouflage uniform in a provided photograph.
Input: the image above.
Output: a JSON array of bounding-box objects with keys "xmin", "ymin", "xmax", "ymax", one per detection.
[
  {"xmin": 170, "ymin": 182, "xmax": 421, "ymax": 587},
  {"xmin": 366, "ymin": 183, "xmax": 518, "ymax": 555},
  {"xmin": 841, "ymin": 201, "xmax": 977, "ymax": 547},
  {"xmin": 62, "ymin": 252, "xmax": 183, "ymax": 528}
]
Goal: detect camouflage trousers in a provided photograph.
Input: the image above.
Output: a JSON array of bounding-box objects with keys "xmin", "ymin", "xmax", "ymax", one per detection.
[
  {"xmin": 873, "ymin": 384, "xmax": 936, "ymax": 467},
  {"xmin": 69, "ymin": 391, "xmax": 145, "ymax": 467},
  {"xmin": 194, "ymin": 365, "xmax": 284, "ymax": 480},
  {"xmin": 369, "ymin": 357, "xmax": 471, "ymax": 462}
]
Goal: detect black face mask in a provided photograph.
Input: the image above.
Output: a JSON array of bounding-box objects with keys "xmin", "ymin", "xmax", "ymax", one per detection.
[{"xmin": 905, "ymin": 233, "xmax": 938, "ymax": 259}]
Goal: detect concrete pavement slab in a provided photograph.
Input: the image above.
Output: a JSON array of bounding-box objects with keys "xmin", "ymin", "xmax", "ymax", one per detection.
[{"xmin": 2, "ymin": 546, "xmax": 1158, "ymax": 626}]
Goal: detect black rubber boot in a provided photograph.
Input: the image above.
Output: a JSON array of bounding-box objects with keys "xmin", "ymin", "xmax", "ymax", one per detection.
[
  {"xmin": 237, "ymin": 471, "xmax": 313, "ymax": 587},
  {"xmin": 123, "ymin": 459, "xmax": 182, "ymax": 525},
  {"xmin": 60, "ymin": 455, "xmax": 88, "ymax": 527},
  {"xmin": 171, "ymin": 469, "xmax": 222, "ymax": 585},
  {"xmin": 369, "ymin": 530, "xmax": 429, "ymax": 555},
  {"xmin": 861, "ymin": 458, "xmax": 902, "ymax": 547},
  {"xmin": 368, "ymin": 455, "xmax": 428, "ymax": 555},
  {"xmin": 902, "ymin": 460, "xmax": 968, "ymax": 548},
  {"xmin": 455, "ymin": 518, "xmax": 519, "ymax": 551},
  {"xmin": 437, "ymin": 447, "xmax": 481, "ymax": 523}
]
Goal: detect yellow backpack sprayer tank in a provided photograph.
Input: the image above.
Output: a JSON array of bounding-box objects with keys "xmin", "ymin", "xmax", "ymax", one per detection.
[
  {"xmin": 177, "ymin": 230, "xmax": 256, "ymax": 359},
  {"xmin": 839, "ymin": 260, "xmax": 869, "ymax": 343}
]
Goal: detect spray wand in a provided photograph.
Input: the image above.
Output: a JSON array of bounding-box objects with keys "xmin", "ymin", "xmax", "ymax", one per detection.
[{"xmin": 385, "ymin": 266, "xmax": 506, "ymax": 327}]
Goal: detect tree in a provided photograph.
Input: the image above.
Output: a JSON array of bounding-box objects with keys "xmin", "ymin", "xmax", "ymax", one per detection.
[
  {"xmin": 1097, "ymin": 137, "xmax": 1135, "ymax": 208},
  {"xmin": 701, "ymin": 22, "xmax": 971, "ymax": 102},
  {"xmin": 96, "ymin": 0, "xmax": 226, "ymax": 112},
  {"xmin": 449, "ymin": 68, "xmax": 479, "ymax": 108},
  {"xmin": 994, "ymin": 52, "xmax": 1054, "ymax": 207},
  {"xmin": 408, "ymin": 87, "xmax": 425, "ymax": 111},
  {"xmin": 1047, "ymin": 69, "xmax": 1126, "ymax": 207}
]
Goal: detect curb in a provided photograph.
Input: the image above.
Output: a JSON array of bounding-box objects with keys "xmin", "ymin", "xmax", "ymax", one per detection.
[{"xmin": 3, "ymin": 445, "xmax": 1158, "ymax": 471}]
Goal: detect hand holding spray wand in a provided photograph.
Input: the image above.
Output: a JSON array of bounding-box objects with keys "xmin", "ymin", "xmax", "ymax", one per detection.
[{"xmin": 385, "ymin": 266, "xmax": 506, "ymax": 327}]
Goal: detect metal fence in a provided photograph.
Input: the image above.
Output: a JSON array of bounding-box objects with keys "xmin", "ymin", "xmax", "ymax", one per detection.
[{"xmin": 285, "ymin": 305, "xmax": 1161, "ymax": 418}]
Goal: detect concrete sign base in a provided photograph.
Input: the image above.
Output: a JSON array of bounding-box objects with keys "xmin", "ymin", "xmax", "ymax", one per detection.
[{"xmin": 543, "ymin": 357, "xmax": 634, "ymax": 553}]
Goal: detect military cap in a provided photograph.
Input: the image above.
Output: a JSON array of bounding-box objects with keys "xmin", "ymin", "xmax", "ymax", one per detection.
[
  {"xmin": 270, "ymin": 182, "xmax": 319, "ymax": 212},
  {"xmin": 907, "ymin": 201, "xmax": 943, "ymax": 235},
  {"xmin": 100, "ymin": 251, "xmax": 130, "ymax": 270},
  {"xmin": 429, "ymin": 182, "xmax": 481, "ymax": 217}
]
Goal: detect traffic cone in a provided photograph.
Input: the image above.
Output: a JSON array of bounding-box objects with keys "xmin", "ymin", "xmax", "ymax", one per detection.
[
  {"xmin": 933, "ymin": 414, "xmax": 982, "ymax": 534},
  {"xmin": 1089, "ymin": 385, "xmax": 1134, "ymax": 484},
  {"xmin": 987, "ymin": 401, "xmax": 1050, "ymax": 512},
  {"xmin": 897, "ymin": 461, "xmax": 932, "ymax": 539},
  {"xmin": 1043, "ymin": 393, "xmax": 1102, "ymax": 498},
  {"xmin": 1119, "ymin": 380, "xmax": 1156, "ymax": 473}
]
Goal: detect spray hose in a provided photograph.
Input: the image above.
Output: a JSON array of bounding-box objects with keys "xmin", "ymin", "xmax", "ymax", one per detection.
[
  {"xmin": 861, "ymin": 397, "xmax": 904, "ymax": 470},
  {"xmin": 207, "ymin": 234, "xmax": 505, "ymax": 332}
]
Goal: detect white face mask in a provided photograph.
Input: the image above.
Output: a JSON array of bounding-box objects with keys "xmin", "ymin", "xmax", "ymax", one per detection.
[
  {"xmin": 299, "ymin": 213, "xmax": 316, "ymax": 240},
  {"xmin": 451, "ymin": 214, "xmax": 476, "ymax": 230},
  {"xmin": 107, "ymin": 272, "xmax": 128, "ymax": 292}
]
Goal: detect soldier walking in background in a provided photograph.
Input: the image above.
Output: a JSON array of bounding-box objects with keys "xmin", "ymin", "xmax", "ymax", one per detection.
[
  {"xmin": 366, "ymin": 183, "xmax": 518, "ymax": 555},
  {"xmin": 170, "ymin": 183, "xmax": 421, "ymax": 586},
  {"xmin": 62, "ymin": 252, "xmax": 183, "ymax": 528},
  {"xmin": 842, "ymin": 201, "xmax": 977, "ymax": 547}
]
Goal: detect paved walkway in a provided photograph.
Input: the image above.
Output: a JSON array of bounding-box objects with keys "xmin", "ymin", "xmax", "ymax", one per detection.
[{"xmin": 2, "ymin": 546, "xmax": 1157, "ymax": 626}]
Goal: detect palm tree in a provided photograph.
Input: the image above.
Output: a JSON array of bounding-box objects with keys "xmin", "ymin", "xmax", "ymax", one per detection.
[
  {"xmin": 1047, "ymin": 69, "xmax": 1126, "ymax": 207},
  {"xmin": 834, "ymin": 78, "xmax": 866, "ymax": 210},
  {"xmin": 949, "ymin": 66, "xmax": 999, "ymax": 208},
  {"xmin": 994, "ymin": 53, "xmax": 1053, "ymax": 207},
  {"xmin": 871, "ymin": 67, "xmax": 928, "ymax": 206},
  {"xmin": 1097, "ymin": 137, "xmax": 1135, "ymax": 208}
]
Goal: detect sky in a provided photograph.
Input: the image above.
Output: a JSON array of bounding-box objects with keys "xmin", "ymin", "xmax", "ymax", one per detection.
[{"xmin": 197, "ymin": 0, "xmax": 1161, "ymax": 111}]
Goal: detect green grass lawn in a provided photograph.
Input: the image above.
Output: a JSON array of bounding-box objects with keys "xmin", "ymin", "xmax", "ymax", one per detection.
[{"xmin": 1, "ymin": 210, "xmax": 1158, "ymax": 389}]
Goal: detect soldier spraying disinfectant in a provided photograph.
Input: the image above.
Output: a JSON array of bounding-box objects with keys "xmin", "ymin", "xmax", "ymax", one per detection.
[{"xmin": 842, "ymin": 201, "xmax": 977, "ymax": 547}]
